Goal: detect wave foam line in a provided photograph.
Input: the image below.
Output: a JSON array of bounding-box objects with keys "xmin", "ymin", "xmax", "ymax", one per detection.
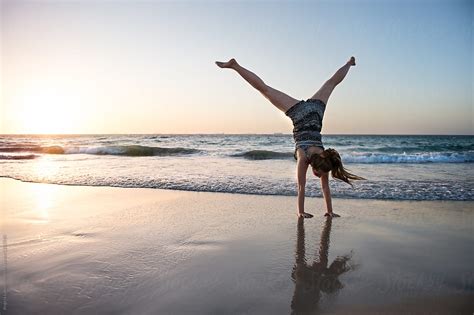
[{"xmin": 341, "ymin": 152, "xmax": 474, "ymax": 163}]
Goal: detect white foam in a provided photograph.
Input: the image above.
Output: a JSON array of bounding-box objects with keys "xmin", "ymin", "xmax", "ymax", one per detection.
[{"xmin": 341, "ymin": 152, "xmax": 474, "ymax": 163}]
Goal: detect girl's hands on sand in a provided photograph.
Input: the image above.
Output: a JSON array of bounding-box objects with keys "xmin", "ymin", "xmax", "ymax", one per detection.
[{"xmin": 297, "ymin": 212, "xmax": 314, "ymax": 219}]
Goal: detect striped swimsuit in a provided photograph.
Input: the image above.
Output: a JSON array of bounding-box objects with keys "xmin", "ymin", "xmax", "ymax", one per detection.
[{"xmin": 284, "ymin": 98, "xmax": 326, "ymax": 161}]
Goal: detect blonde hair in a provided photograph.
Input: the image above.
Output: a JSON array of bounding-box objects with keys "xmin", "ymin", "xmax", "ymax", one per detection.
[{"xmin": 310, "ymin": 148, "xmax": 366, "ymax": 186}]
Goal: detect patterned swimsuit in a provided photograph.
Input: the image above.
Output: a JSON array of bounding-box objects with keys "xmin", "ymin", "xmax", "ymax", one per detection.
[{"xmin": 284, "ymin": 98, "xmax": 326, "ymax": 161}]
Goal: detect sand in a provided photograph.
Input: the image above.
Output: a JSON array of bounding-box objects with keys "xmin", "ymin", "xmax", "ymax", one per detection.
[{"xmin": 0, "ymin": 177, "xmax": 473, "ymax": 314}]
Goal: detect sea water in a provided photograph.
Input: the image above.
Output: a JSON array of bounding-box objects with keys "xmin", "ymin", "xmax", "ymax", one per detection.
[{"xmin": 0, "ymin": 134, "xmax": 473, "ymax": 200}]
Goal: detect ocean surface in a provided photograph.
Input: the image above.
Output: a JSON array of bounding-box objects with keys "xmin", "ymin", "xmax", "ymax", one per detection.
[{"xmin": 0, "ymin": 134, "xmax": 473, "ymax": 201}]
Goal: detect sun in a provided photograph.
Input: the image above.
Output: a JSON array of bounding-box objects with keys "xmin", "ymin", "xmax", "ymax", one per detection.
[{"xmin": 6, "ymin": 83, "xmax": 85, "ymax": 134}]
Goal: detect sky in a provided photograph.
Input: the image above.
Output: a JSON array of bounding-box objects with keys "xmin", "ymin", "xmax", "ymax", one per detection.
[{"xmin": 1, "ymin": 0, "xmax": 472, "ymax": 134}]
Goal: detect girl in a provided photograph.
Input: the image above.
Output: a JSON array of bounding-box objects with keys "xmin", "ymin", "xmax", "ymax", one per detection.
[{"xmin": 216, "ymin": 57, "xmax": 365, "ymax": 218}]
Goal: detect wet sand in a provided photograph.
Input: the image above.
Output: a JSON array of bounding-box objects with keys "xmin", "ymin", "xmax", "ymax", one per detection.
[{"xmin": 0, "ymin": 178, "xmax": 473, "ymax": 314}]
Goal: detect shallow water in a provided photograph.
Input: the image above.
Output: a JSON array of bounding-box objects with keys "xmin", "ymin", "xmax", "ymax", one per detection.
[{"xmin": 1, "ymin": 134, "xmax": 473, "ymax": 200}]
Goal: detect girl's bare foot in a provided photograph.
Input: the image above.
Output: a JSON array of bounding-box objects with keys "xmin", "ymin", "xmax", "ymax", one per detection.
[
  {"xmin": 297, "ymin": 212, "xmax": 314, "ymax": 219},
  {"xmin": 348, "ymin": 56, "xmax": 356, "ymax": 66},
  {"xmin": 324, "ymin": 212, "xmax": 341, "ymax": 217},
  {"xmin": 215, "ymin": 58, "xmax": 237, "ymax": 69}
]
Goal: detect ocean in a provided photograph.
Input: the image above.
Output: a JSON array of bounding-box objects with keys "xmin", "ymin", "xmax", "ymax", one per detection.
[{"xmin": 0, "ymin": 134, "xmax": 473, "ymax": 201}]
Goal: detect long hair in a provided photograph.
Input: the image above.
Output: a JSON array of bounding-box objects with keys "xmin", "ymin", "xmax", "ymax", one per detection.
[{"xmin": 310, "ymin": 148, "xmax": 365, "ymax": 186}]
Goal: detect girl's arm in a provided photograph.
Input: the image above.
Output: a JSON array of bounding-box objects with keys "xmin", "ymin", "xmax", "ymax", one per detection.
[
  {"xmin": 320, "ymin": 173, "xmax": 334, "ymax": 214},
  {"xmin": 296, "ymin": 158, "xmax": 310, "ymax": 215}
]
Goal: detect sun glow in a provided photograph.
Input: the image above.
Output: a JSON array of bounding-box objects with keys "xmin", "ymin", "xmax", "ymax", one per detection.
[
  {"xmin": 6, "ymin": 82, "xmax": 86, "ymax": 134},
  {"xmin": 30, "ymin": 157, "xmax": 63, "ymax": 223},
  {"xmin": 32, "ymin": 184, "xmax": 55, "ymax": 223}
]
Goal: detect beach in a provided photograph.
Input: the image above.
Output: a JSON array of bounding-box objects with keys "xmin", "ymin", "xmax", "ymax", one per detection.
[
  {"xmin": 1, "ymin": 177, "xmax": 473, "ymax": 314},
  {"xmin": 3, "ymin": 0, "xmax": 473, "ymax": 313}
]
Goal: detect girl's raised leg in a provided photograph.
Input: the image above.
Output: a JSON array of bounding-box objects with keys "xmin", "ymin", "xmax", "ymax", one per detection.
[
  {"xmin": 310, "ymin": 56, "xmax": 356, "ymax": 106},
  {"xmin": 216, "ymin": 58, "xmax": 300, "ymax": 113}
]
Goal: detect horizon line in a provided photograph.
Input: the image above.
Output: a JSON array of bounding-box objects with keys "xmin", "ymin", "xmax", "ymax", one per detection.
[{"xmin": 1, "ymin": 133, "xmax": 473, "ymax": 136}]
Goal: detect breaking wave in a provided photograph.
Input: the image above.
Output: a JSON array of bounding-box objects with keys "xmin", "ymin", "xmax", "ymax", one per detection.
[
  {"xmin": 231, "ymin": 150, "xmax": 294, "ymax": 160},
  {"xmin": 0, "ymin": 145, "xmax": 200, "ymax": 157}
]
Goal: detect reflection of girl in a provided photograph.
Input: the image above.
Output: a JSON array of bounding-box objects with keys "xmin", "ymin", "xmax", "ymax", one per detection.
[
  {"xmin": 291, "ymin": 217, "xmax": 354, "ymax": 313},
  {"xmin": 216, "ymin": 57, "xmax": 365, "ymax": 218}
]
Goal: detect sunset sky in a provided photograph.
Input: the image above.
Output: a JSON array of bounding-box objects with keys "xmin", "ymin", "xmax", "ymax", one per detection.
[{"xmin": 1, "ymin": 0, "xmax": 472, "ymax": 134}]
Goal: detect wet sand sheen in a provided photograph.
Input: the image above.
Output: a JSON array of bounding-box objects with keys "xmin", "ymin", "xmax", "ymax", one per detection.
[{"xmin": 1, "ymin": 178, "xmax": 473, "ymax": 314}]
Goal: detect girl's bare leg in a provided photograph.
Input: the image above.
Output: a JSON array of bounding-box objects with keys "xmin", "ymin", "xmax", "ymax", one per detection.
[
  {"xmin": 310, "ymin": 56, "xmax": 356, "ymax": 105},
  {"xmin": 216, "ymin": 58, "xmax": 300, "ymax": 113}
]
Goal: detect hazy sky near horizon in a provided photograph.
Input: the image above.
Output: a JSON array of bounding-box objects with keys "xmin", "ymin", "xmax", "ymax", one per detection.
[{"xmin": 1, "ymin": 0, "xmax": 472, "ymax": 134}]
